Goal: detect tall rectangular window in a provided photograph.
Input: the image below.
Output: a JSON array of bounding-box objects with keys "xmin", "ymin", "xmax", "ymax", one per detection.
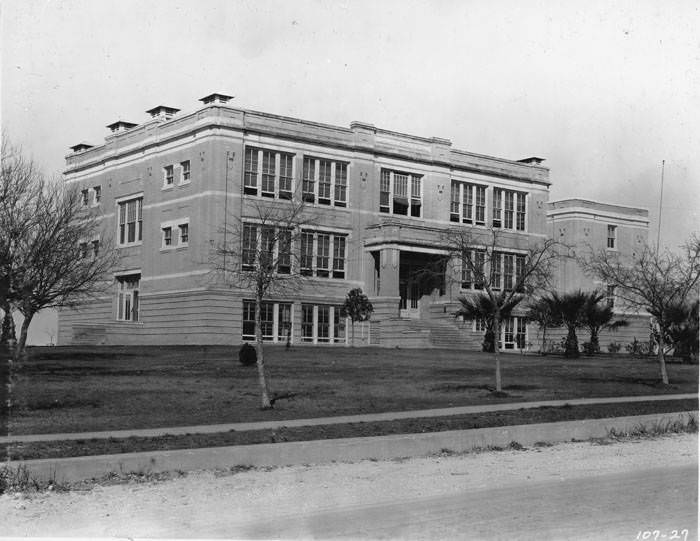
[
  {"xmin": 93, "ymin": 186, "xmax": 101, "ymax": 204},
  {"xmin": 162, "ymin": 226, "xmax": 172, "ymax": 247},
  {"xmin": 503, "ymin": 254, "xmax": 514, "ymax": 291},
  {"xmin": 515, "ymin": 254, "xmax": 525, "ymax": 290},
  {"xmin": 450, "ymin": 182, "xmax": 460, "ymax": 222},
  {"xmin": 244, "ymin": 147, "xmax": 259, "ymax": 195},
  {"xmin": 475, "ymin": 185, "xmax": 486, "ymax": 224},
  {"xmin": 279, "ymin": 154, "xmax": 293, "ymax": 199},
  {"xmin": 333, "ymin": 305, "xmax": 346, "ymax": 344},
  {"xmin": 461, "ymin": 250, "xmax": 473, "ymax": 289},
  {"xmin": 516, "ymin": 193, "xmax": 526, "ymax": 231},
  {"xmin": 504, "ymin": 191, "xmax": 514, "ymax": 229},
  {"xmin": 318, "ymin": 160, "xmax": 332, "ymax": 204},
  {"xmin": 81, "ymin": 189, "xmax": 89, "ymax": 207},
  {"xmin": 380, "ymin": 170, "xmax": 391, "ymax": 213},
  {"xmin": 261, "ymin": 151, "xmax": 276, "ymax": 197},
  {"xmin": 333, "ymin": 236, "xmax": 346, "ymax": 279},
  {"xmin": 117, "ymin": 197, "xmax": 143, "ymax": 247},
  {"xmin": 607, "ymin": 225, "xmax": 617, "ymax": 249},
  {"xmin": 316, "ymin": 233, "xmax": 331, "ymax": 278},
  {"xmin": 462, "ymin": 184, "xmax": 473, "ymax": 223},
  {"xmin": 317, "ymin": 305, "xmax": 330, "ymax": 343},
  {"xmin": 302, "ymin": 304, "xmax": 314, "ymax": 342},
  {"xmin": 242, "ymin": 223, "xmax": 257, "ymax": 270},
  {"xmin": 278, "ymin": 303, "xmax": 292, "ymax": 342},
  {"xmin": 334, "ymin": 163, "xmax": 347, "ymax": 207},
  {"xmin": 300, "ymin": 231, "xmax": 314, "ymax": 276},
  {"xmin": 179, "ymin": 223, "xmax": 189, "ymax": 245},
  {"xmin": 303, "ymin": 157, "xmax": 315, "ymax": 202},
  {"xmin": 242, "ymin": 300, "xmax": 256, "ymax": 341},
  {"xmin": 492, "ymin": 189, "xmax": 503, "ymax": 227},
  {"xmin": 260, "ymin": 302, "xmax": 274, "ymax": 340},
  {"xmin": 492, "ymin": 254, "xmax": 502, "ymax": 290},
  {"xmin": 606, "ymin": 285, "xmax": 615, "ymax": 308},
  {"xmin": 278, "ymin": 229, "xmax": 291, "ymax": 274},
  {"xmin": 462, "ymin": 249, "xmax": 486, "ymax": 290},
  {"xmin": 180, "ymin": 160, "xmax": 191, "ymax": 183},
  {"xmin": 117, "ymin": 274, "xmax": 140, "ymax": 322},
  {"xmin": 164, "ymin": 165, "xmax": 174, "ymax": 186}
]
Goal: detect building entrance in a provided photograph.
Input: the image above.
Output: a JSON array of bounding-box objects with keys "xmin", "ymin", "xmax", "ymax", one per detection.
[{"xmin": 399, "ymin": 252, "xmax": 445, "ymax": 318}]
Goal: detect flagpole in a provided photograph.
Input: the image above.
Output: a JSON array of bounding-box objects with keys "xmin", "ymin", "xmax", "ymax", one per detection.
[{"xmin": 656, "ymin": 160, "xmax": 665, "ymax": 250}]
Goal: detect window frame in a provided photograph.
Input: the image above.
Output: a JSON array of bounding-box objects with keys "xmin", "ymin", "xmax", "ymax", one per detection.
[
  {"xmin": 163, "ymin": 165, "xmax": 175, "ymax": 188},
  {"xmin": 302, "ymin": 155, "xmax": 349, "ymax": 207},
  {"xmin": 607, "ymin": 224, "xmax": 617, "ymax": 250},
  {"xmin": 116, "ymin": 195, "xmax": 144, "ymax": 248},
  {"xmin": 493, "ymin": 188, "xmax": 526, "ymax": 231},
  {"xmin": 300, "ymin": 229, "xmax": 348, "ymax": 280},
  {"xmin": 180, "ymin": 160, "xmax": 191, "ymax": 185},
  {"xmin": 244, "ymin": 146, "xmax": 297, "ymax": 199},
  {"xmin": 116, "ymin": 273, "xmax": 141, "ymax": 322},
  {"xmin": 450, "ymin": 181, "xmax": 486, "ymax": 225},
  {"xmin": 379, "ymin": 168, "xmax": 422, "ymax": 217}
]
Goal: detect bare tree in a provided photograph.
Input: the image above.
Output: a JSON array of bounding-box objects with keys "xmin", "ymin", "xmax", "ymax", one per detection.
[
  {"xmin": 1, "ymin": 136, "xmax": 118, "ymax": 357},
  {"xmin": 214, "ymin": 197, "xmax": 317, "ymax": 409},
  {"xmin": 581, "ymin": 237, "xmax": 700, "ymax": 384},
  {"xmin": 443, "ymin": 227, "xmax": 561, "ymax": 393}
]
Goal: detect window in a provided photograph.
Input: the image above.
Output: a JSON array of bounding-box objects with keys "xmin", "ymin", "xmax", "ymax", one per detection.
[
  {"xmin": 242, "ymin": 223, "xmax": 257, "ymax": 270},
  {"xmin": 378, "ymin": 169, "xmax": 422, "ymax": 217},
  {"xmin": 180, "ymin": 160, "xmax": 191, "ymax": 184},
  {"xmin": 241, "ymin": 300, "xmax": 277, "ymax": 342},
  {"xmin": 302, "ymin": 156, "xmax": 349, "ymax": 206},
  {"xmin": 492, "ymin": 254, "xmax": 502, "ymax": 290},
  {"xmin": 116, "ymin": 274, "xmax": 140, "ymax": 322},
  {"xmin": 117, "ymin": 197, "xmax": 143, "ymax": 246},
  {"xmin": 278, "ymin": 303, "xmax": 292, "ymax": 342},
  {"xmin": 606, "ymin": 285, "xmax": 615, "ymax": 308},
  {"xmin": 179, "ymin": 223, "xmax": 189, "ymax": 245},
  {"xmin": 493, "ymin": 189, "xmax": 526, "ymax": 231},
  {"xmin": 462, "ymin": 249, "xmax": 486, "ymax": 290},
  {"xmin": 489, "ymin": 252, "xmax": 526, "ymax": 291},
  {"xmin": 474, "ymin": 318, "xmax": 488, "ymax": 332},
  {"xmin": 162, "ymin": 226, "xmax": 172, "ymax": 247},
  {"xmin": 242, "ymin": 223, "xmax": 293, "ymax": 274},
  {"xmin": 81, "ymin": 189, "xmax": 89, "ymax": 207},
  {"xmin": 164, "ymin": 165, "xmax": 174, "ymax": 187},
  {"xmin": 607, "ymin": 225, "xmax": 617, "ymax": 249},
  {"xmin": 92, "ymin": 240, "xmax": 100, "ymax": 257},
  {"xmin": 93, "ymin": 186, "xmax": 101, "ymax": 205},
  {"xmin": 300, "ymin": 230, "xmax": 348, "ymax": 279},
  {"xmin": 244, "ymin": 147, "xmax": 296, "ymax": 198},
  {"xmin": 79, "ymin": 242, "xmax": 88, "ymax": 259},
  {"xmin": 300, "ymin": 304, "xmax": 346, "ymax": 344},
  {"xmin": 500, "ymin": 316, "xmax": 527, "ymax": 350},
  {"xmin": 450, "ymin": 182, "xmax": 486, "ymax": 225},
  {"xmin": 503, "ymin": 254, "xmax": 514, "ymax": 291}
]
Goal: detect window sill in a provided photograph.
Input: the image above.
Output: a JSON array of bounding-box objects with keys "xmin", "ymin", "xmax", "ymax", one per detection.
[
  {"xmin": 117, "ymin": 242, "xmax": 143, "ymax": 249},
  {"xmin": 162, "ymin": 184, "xmax": 175, "ymax": 191}
]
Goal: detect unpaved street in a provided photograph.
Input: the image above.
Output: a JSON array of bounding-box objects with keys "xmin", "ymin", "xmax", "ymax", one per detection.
[{"xmin": 1, "ymin": 434, "xmax": 697, "ymax": 539}]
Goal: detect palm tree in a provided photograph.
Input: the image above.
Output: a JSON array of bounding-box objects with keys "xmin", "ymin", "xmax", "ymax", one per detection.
[
  {"xmin": 665, "ymin": 299, "xmax": 699, "ymax": 363},
  {"xmin": 455, "ymin": 291, "xmax": 523, "ymax": 392},
  {"xmin": 525, "ymin": 295, "xmax": 560, "ymax": 354},
  {"xmin": 582, "ymin": 293, "xmax": 627, "ymax": 354},
  {"xmin": 549, "ymin": 290, "xmax": 590, "ymax": 358}
]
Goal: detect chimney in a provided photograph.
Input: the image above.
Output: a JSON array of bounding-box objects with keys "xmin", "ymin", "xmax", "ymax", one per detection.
[
  {"xmin": 146, "ymin": 105, "xmax": 180, "ymax": 120},
  {"xmin": 106, "ymin": 120, "xmax": 138, "ymax": 134},
  {"xmin": 199, "ymin": 92, "xmax": 234, "ymax": 105},
  {"xmin": 517, "ymin": 156, "xmax": 546, "ymax": 166},
  {"xmin": 69, "ymin": 142, "xmax": 94, "ymax": 153}
]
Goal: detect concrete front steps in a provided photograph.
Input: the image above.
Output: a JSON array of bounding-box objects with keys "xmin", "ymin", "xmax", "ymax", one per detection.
[{"xmin": 379, "ymin": 303, "xmax": 481, "ymax": 349}]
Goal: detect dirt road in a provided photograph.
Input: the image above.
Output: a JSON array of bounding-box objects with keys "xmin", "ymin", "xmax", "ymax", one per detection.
[{"xmin": 2, "ymin": 433, "xmax": 697, "ymax": 539}]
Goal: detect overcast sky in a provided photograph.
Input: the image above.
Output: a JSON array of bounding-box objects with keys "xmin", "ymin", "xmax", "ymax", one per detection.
[{"xmin": 2, "ymin": 0, "xmax": 698, "ymax": 343}]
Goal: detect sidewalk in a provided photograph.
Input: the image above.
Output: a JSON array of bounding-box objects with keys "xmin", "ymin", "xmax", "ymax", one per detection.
[{"xmin": 2, "ymin": 393, "xmax": 696, "ymax": 444}]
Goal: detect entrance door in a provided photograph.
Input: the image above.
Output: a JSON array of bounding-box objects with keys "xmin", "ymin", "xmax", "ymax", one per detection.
[{"xmin": 399, "ymin": 261, "xmax": 421, "ymax": 318}]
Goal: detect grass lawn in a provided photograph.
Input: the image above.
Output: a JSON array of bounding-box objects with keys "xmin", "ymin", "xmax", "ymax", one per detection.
[{"xmin": 4, "ymin": 345, "xmax": 698, "ymax": 436}]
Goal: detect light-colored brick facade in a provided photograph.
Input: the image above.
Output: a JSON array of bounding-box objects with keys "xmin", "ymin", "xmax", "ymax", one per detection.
[{"xmin": 58, "ymin": 95, "xmax": 647, "ymax": 350}]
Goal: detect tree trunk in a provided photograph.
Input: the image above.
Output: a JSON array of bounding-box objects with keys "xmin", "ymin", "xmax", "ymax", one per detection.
[
  {"xmin": 494, "ymin": 314, "xmax": 502, "ymax": 393},
  {"xmin": 657, "ymin": 338, "xmax": 669, "ymax": 385},
  {"xmin": 565, "ymin": 326, "xmax": 579, "ymax": 358},
  {"xmin": 15, "ymin": 312, "xmax": 33, "ymax": 360},
  {"xmin": 590, "ymin": 328, "xmax": 600, "ymax": 354},
  {"xmin": 254, "ymin": 294, "xmax": 272, "ymax": 409},
  {"xmin": 540, "ymin": 325, "xmax": 547, "ymax": 355},
  {"xmin": 1, "ymin": 304, "xmax": 16, "ymax": 345}
]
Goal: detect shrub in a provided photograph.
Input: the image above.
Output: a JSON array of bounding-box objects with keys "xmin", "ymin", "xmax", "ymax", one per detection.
[
  {"xmin": 582, "ymin": 341, "xmax": 598, "ymax": 356},
  {"xmin": 626, "ymin": 338, "xmax": 650, "ymax": 356},
  {"xmin": 238, "ymin": 343, "xmax": 257, "ymax": 366},
  {"xmin": 607, "ymin": 341, "xmax": 622, "ymax": 354}
]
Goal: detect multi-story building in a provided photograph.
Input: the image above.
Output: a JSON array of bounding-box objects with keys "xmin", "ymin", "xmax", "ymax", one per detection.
[
  {"xmin": 59, "ymin": 94, "xmax": 645, "ymax": 351},
  {"xmin": 545, "ymin": 198, "xmax": 651, "ymax": 350}
]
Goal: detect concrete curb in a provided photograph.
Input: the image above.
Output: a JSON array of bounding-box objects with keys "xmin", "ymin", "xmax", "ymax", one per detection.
[
  {"xmin": 7, "ymin": 411, "xmax": 697, "ymax": 484},
  {"xmin": 2, "ymin": 393, "xmax": 697, "ymax": 444}
]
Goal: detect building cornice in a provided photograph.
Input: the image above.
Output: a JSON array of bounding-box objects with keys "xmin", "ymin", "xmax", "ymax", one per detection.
[{"xmin": 65, "ymin": 105, "xmax": 551, "ymax": 187}]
